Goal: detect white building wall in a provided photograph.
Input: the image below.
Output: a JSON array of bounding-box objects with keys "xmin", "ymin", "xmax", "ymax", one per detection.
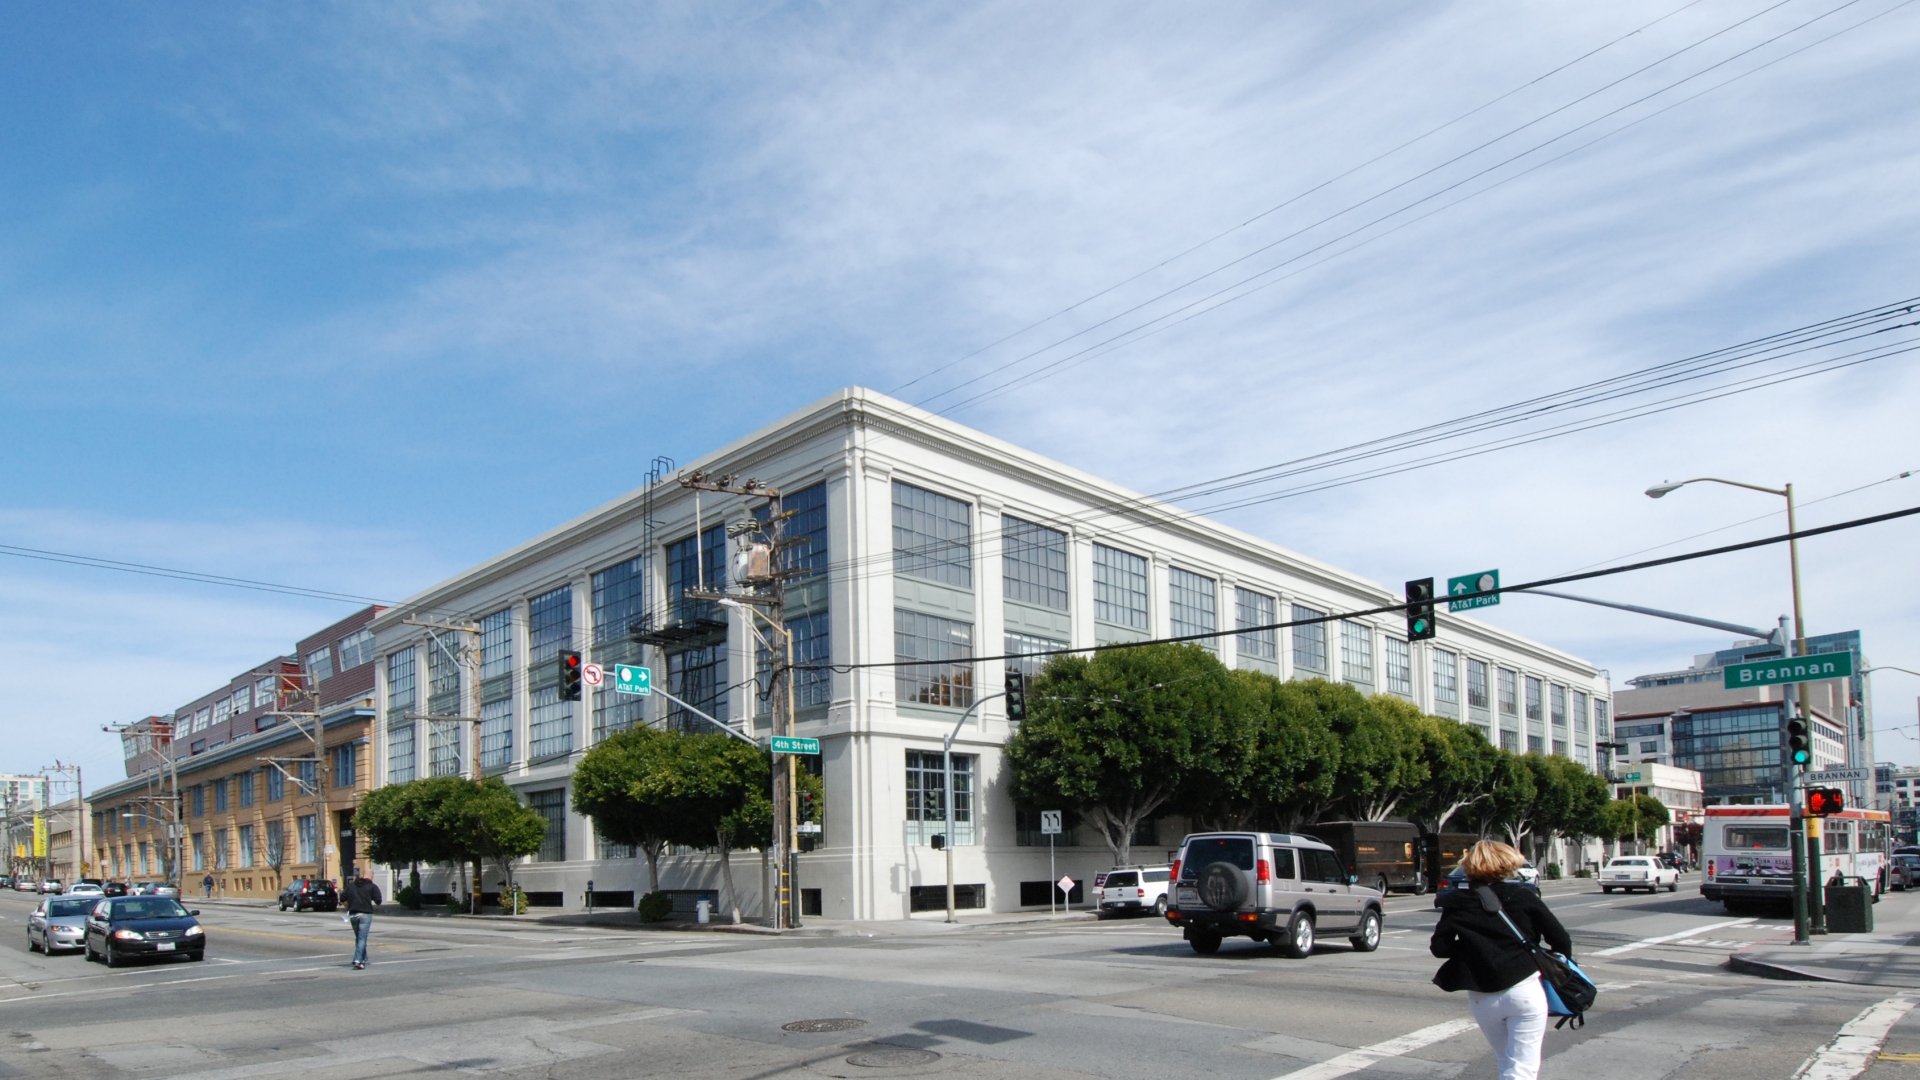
[{"xmin": 366, "ymin": 389, "xmax": 1611, "ymax": 919}]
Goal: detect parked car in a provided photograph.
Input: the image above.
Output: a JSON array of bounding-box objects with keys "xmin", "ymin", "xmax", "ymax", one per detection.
[
  {"xmin": 37, "ymin": 879, "xmax": 63, "ymax": 895},
  {"xmin": 11, "ymin": 878, "xmax": 34, "ymax": 892},
  {"xmin": 1432, "ymin": 865, "xmax": 1542, "ymax": 908},
  {"xmin": 27, "ymin": 897, "xmax": 100, "ymax": 954},
  {"xmin": 1516, "ymin": 862, "xmax": 1541, "ymax": 884},
  {"xmin": 102, "ymin": 882, "xmax": 129, "ymax": 898},
  {"xmin": 1098, "ymin": 866, "xmax": 1172, "ymax": 917},
  {"xmin": 278, "ymin": 879, "xmax": 339, "ymax": 912},
  {"xmin": 131, "ymin": 882, "xmax": 180, "ymax": 898},
  {"xmin": 83, "ymin": 896, "xmax": 205, "ymax": 966},
  {"xmin": 1602, "ymin": 856, "xmax": 1680, "ymax": 893},
  {"xmin": 0, "ymin": 876, "xmax": 13, "ymax": 889},
  {"xmin": 1167, "ymin": 831, "xmax": 1385, "ymax": 957},
  {"xmin": 1890, "ymin": 853, "xmax": 1920, "ymax": 891},
  {"xmin": 65, "ymin": 882, "xmax": 105, "ymax": 898}
]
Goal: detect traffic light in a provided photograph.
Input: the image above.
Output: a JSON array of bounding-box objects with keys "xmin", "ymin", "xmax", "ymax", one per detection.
[
  {"xmin": 1787, "ymin": 716, "xmax": 1810, "ymax": 766},
  {"xmin": 559, "ymin": 649, "xmax": 583, "ymax": 701},
  {"xmin": 1807, "ymin": 787, "xmax": 1845, "ymax": 816},
  {"xmin": 1405, "ymin": 578, "xmax": 1436, "ymax": 641},
  {"xmin": 1005, "ymin": 670, "xmax": 1027, "ymax": 722}
]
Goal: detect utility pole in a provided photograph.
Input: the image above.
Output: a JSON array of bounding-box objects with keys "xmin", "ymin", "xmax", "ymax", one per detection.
[
  {"xmin": 402, "ymin": 618, "xmax": 484, "ymax": 911},
  {"xmin": 681, "ymin": 472, "xmax": 802, "ymax": 930},
  {"xmin": 43, "ymin": 762, "xmax": 84, "ymax": 882},
  {"xmin": 103, "ymin": 719, "xmax": 182, "ymax": 884}
]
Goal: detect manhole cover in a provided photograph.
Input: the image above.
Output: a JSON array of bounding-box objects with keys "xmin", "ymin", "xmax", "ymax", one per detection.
[
  {"xmin": 846, "ymin": 1047, "xmax": 940, "ymax": 1068},
  {"xmin": 783, "ymin": 1018, "xmax": 869, "ymax": 1033}
]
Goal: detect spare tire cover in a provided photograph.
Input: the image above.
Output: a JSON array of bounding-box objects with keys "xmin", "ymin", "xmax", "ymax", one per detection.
[{"xmin": 1198, "ymin": 862, "xmax": 1249, "ymax": 911}]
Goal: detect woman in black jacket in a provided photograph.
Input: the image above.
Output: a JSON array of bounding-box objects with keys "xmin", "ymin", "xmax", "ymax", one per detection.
[{"xmin": 1431, "ymin": 840, "xmax": 1572, "ymax": 1080}]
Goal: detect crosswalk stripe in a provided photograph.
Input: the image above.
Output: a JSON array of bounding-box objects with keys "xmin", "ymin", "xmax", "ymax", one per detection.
[
  {"xmin": 1267, "ymin": 1018, "xmax": 1478, "ymax": 1080},
  {"xmin": 1591, "ymin": 918, "xmax": 1754, "ymax": 956},
  {"xmin": 1793, "ymin": 994, "xmax": 1918, "ymax": 1080}
]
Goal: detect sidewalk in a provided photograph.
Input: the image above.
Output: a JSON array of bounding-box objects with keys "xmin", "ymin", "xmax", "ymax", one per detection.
[{"xmin": 1729, "ymin": 893, "xmax": 1920, "ymax": 987}]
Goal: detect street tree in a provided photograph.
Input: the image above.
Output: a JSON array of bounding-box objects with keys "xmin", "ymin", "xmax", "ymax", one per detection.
[
  {"xmin": 1604, "ymin": 793, "xmax": 1671, "ymax": 853},
  {"xmin": 573, "ymin": 725, "xmax": 679, "ymax": 894},
  {"xmin": 1405, "ymin": 717, "xmax": 1502, "ymax": 835},
  {"xmin": 1203, "ymin": 671, "xmax": 1341, "ymax": 830},
  {"xmin": 1339, "ymin": 692, "xmax": 1431, "ymax": 822},
  {"xmin": 630, "ymin": 732, "xmax": 771, "ymax": 924},
  {"xmin": 355, "ymin": 775, "xmax": 472, "ymax": 899},
  {"xmin": 1463, "ymin": 751, "xmax": 1537, "ymax": 840},
  {"xmin": 443, "ymin": 777, "xmax": 549, "ymax": 911},
  {"xmin": 1007, "ymin": 644, "xmax": 1255, "ymax": 866}
]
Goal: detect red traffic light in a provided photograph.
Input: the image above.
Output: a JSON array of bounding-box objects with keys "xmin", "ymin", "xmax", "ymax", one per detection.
[
  {"xmin": 559, "ymin": 649, "xmax": 584, "ymax": 701},
  {"xmin": 1807, "ymin": 787, "xmax": 1845, "ymax": 816}
]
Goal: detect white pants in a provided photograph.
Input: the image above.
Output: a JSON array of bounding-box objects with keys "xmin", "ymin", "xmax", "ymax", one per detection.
[{"xmin": 1467, "ymin": 973, "xmax": 1548, "ymax": 1080}]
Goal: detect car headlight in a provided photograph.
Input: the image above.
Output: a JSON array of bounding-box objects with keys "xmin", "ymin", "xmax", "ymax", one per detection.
[
  {"xmin": 111, "ymin": 929, "xmax": 144, "ymax": 940},
  {"xmin": 184, "ymin": 925, "xmax": 203, "ymax": 937}
]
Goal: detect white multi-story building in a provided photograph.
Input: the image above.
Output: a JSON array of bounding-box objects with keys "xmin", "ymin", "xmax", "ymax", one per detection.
[{"xmin": 367, "ymin": 388, "xmax": 1611, "ymax": 919}]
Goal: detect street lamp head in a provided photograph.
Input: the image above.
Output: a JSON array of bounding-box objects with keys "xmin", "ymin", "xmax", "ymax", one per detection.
[
  {"xmin": 1645, "ymin": 481, "xmax": 1686, "ymax": 499},
  {"xmin": 716, "ymin": 597, "xmax": 742, "ymax": 609}
]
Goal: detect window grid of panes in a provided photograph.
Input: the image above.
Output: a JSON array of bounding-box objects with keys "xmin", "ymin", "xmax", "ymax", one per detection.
[
  {"xmin": 895, "ymin": 610, "xmax": 974, "ymax": 708},
  {"xmin": 1292, "ymin": 605, "xmax": 1328, "ymax": 674},
  {"xmin": 1498, "ymin": 667, "xmax": 1519, "ymax": 720},
  {"xmin": 331, "ymin": 743, "xmax": 357, "ymax": 789},
  {"xmin": 666, "ymin": 642, "xmax": 728, "ymax": 732},
  {"xmin": 238, "ymin": 770, "xmax": 254, "ymax": 807},
  {"xmin": 1001, "ymin": 515, "xmax": 1068, "ymax": 610},
  {"xmin": 1550, "ymin": 684, "xmax": 1567, "ymax": 734},
  {"xmin": 298, "ymin": 815, "xmax": 317, "ymax": 863},
  {"xmin": 1383, "ymin": 637, "xmax": 1413, "ymax": 697},
  {"xmin": 1524, "ymin": 676, "xmax": 1544, "ymax": 723},
  {"xmin": 666, "ymin": 524, "xmax": 728, "ymax": 628},
  {"xmin": 1432, "ymin": 649, "xmax": 1459, "ymax": 714},
  {"xmin": 592, "ymin": 555, "xmax": 650, "ymax": 738},
  {"xmin": 265, "ymin": 820, "xmax": 285, "ymax": 866},
  {"xmin": 1236, "ymin": 589, "xmax": 1277, "ymax": 663},
  {"xmin": 266, "ymin": 766, "xmax": 283, "ymax": 802},
  {"xmin": 528, "ymin": 789, "xmax": 567, "ymax": 862},
  {"xmin": 1169, "ymin": 569, "xmax": 1218, "ymax": 652},
  {"xmin": 905, "ymin": 750, "xmax": 974, "ymax": 846},
  {"xmin": 756, "ymin": 609, "xmax": 834, "ymax": 712},
  {"xmin": 1092, "ymin": 544, "xmax": 1149, "ymax": 630},
  {"xmin": 1005, "ymin": 630, "xmax": 1068, "ymax": 681},
  {"xmin": 1467, "ymin": 658, "xmax": 1490, "ymax": 711},
  {"xmin": 337, "ymin": 628, "xmax": 376, "ymax": 672},
  {"xmin": 527, "ymin": 585, "xmax": 574, "ymax": 760},
  {"xmin": 479, "ymin": 608, "xmax": 514, "ymax": 769},
  {"xmin": 1340, "ymin": 621, "xmax": 1374, "ymax": 685},
  {"xmin": 892, "ymin": 482, "xmax": 973, "ymax": 588},
  {"xmin": 386, "ymin": 647, "xmax": 416, "ymax": 783}
]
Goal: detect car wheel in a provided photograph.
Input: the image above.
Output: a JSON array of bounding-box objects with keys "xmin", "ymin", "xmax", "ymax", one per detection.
[
  {"xmin": 1601, "ymin": 887, "xmax": 1612, "ymax": 894},
  {"xmin": 1153, "ymin": 896, "xmax": 1168, "ymax": 917},
  {"xmin": 1668, "ymin": 881, "xmax": 1678, "ymax": 893},
  {"xmin": 1349, "ymin": 910, "xmax": 1382, "ymax": 953},
  {"xmin": 1188, "ymin": 932, "xmax": 1221, "ymax": 955},
  {"xmin": 188, "ymin": 950, "xmax": 205, "ymax": 962},
  {"xmin": 1411, "ymin": 876, "xmax": 1428, "ymax": 896},
  {"xmin": 27, "ymin": 936, "xmax": 38, "ymax": 954},
  {"xmin": 104, "ymin": 944, "xmax": 122, "ymax": 968},
  {"xmin": 1276, "ymin": 911, "xmax": 1315, "ymax": 959},
  {"xmin": 1376, "ymin": 875, "xmax": 1390, "ymax": 896}
]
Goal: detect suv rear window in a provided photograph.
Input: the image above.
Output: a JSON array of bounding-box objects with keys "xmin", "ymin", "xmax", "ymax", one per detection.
[
  {"xmin": 1182, "ymin": 837, "xmax": 1255, "ymax": 876},
  {"xmin": 1105, "ymin": 872, "xmax": 1139, "ymax": 887}
]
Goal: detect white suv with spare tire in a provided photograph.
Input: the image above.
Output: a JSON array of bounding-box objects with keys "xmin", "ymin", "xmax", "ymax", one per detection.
[{"xmin": 1165, "ymin": 831, "xmax": 1386, "ymax": 957}]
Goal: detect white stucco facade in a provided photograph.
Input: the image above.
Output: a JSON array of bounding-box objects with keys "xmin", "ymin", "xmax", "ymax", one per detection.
[{"xmin": 367, "ymin": 388, "xmax": 1611, "ymax": 919}]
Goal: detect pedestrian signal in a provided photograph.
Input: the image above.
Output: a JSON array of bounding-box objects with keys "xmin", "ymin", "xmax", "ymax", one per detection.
[
  {"xmin": 1405, "ymin": 578, "xmax": 1436, "ymax": 641},
  {"xmin": 1807, "ymin": 788, "xmax": 1845, "ymax": 816}
]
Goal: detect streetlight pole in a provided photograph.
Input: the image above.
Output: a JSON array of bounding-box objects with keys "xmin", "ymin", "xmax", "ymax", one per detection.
[
  {"xmin": 1647, "ymin": 477, "xmax": 1820, "ymax": 940},
  {"xmin": 940, "ymin": 691, "xmax": 1005, "ymax": 923}
]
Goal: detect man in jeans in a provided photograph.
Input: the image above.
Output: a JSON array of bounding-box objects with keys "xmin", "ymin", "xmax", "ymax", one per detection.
[{"xmin": 342, "ymin": 869, "xmax": 382, "ymax": 970}]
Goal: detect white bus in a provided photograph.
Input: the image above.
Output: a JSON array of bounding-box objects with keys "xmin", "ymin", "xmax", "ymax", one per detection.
[{"xmin": 1701, "ymin": 804, "xmax": 1890, "ymax": 911}]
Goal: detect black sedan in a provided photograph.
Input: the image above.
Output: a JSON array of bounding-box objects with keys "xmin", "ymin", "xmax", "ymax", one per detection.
[
  {"xmin": 1432, "ymin": 866, "xmax": 1542, "ymax": 908},
  {"xmin": 83, "ymin": 897, "xmax": 205, "ymax": 966}
]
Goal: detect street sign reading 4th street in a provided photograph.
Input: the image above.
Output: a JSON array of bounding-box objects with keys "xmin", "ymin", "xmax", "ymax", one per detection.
[
  {"xmin": 1447, "ymin": 570, "xmax": 1500, "ymax": 612},
  {"xmin": 1723, "ymin": 651, "xmax": 1854, "ymax": 689},
  {"xmin": 614, "ymin": 664, "xmax": 653, "ymax": 696},
  {"xmin": 770, "ymin": 735, "xmax": 820, "ymax": 755}
]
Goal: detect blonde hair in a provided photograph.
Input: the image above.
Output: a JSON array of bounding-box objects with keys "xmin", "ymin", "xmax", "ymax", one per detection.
[{"xmin": 1459, "ymin": 840, "xmax": 1526, "ymax": 883}]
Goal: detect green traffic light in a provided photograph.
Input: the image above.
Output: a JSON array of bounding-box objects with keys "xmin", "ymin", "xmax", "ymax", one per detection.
[
  {"xmin": 1412, "ymin": 619, "xmax": 1429, "ymax": 633},
  {"xmin": 1792, "ymin": 750, "xmax": 1810, "ymax": 765}
]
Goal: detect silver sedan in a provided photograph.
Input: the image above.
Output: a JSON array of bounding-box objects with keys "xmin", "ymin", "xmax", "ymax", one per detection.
[{"xmin": 28, "ymin": 897, "xmax": 100, "ymax": 954}]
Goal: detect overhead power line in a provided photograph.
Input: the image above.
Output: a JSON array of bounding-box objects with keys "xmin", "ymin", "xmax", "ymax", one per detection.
[
  {"xmin": 0, "ymin": 543, "xmax": 397, "ymax": 607},
  {"xmin": 808, "ymin": 502, "xmax": 1920, "ymax": 671}
]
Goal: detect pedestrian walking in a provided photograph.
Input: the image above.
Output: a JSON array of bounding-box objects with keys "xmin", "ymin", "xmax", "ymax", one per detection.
[
  {"xmin": 342, "ymin": 868, "xmax": 382, "ymax": 970},
  {"xmin": 1430, "ymin": 840, "xmax": 1572, "ymax": 1080},
  {"xmin": 202, "ymin": 873, "xmax": 214, "ymax": 899}
]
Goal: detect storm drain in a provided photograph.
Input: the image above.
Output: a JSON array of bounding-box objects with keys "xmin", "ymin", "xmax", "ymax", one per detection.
[
  {"xmin": 845, "ymin": 1046, "xmax": 940, "ymax": 1068},
  {"xmin": 782, "ymin": 1018, "xmax": 868, "ymax": 1033}
]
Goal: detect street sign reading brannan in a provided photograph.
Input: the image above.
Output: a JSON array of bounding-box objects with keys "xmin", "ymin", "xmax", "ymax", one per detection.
[{"xmin": 1723, "ymin": 651, "xmax": 1854, "ymax": 689}]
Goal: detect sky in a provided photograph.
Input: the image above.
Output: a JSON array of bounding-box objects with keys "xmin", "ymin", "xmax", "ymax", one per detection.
[{"xmin": 3, "ymin": 1, "xmax": 1918, "ymax": 793}]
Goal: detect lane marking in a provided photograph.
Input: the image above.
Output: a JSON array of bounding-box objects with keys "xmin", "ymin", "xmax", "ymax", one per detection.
[
  {"xmin": 205, "ymin": 926, "xmax": 407, "ymax": 950},
  {"xmin": 1591, "ymin": 918, "xmax": 1754, "ymax": 956},
  {"xmin": 1794, "ymin": 993, "xmax": 1918, "ymax": 1080},
  {"xmin": 1267, "ymin": 1018, "xmax": 1477, "ymax": 1080}
]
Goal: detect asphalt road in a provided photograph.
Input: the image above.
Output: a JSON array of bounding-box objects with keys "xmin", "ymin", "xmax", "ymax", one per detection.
[{"xmin": 1, "ymin": 878, "xmax": 1917, "ymax": 1079}]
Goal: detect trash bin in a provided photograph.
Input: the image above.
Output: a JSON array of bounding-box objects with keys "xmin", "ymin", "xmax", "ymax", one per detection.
[
  {"xmin": 695, "ymin": 899, "xmax": 711, "ymax": 924},
  {"xmin": 1824, "ymin": 876, "xmax": 1874, "ymax": 933}
]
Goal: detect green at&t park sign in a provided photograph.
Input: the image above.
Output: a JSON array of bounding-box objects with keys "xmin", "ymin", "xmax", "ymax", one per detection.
[
  {"xmin": 1722, "ymin": 651, "xmax": 1854, "ymax": 689},
  {"xmin": 1447, "ymin": 570, "xmax": 1500, "ymax": 612}
]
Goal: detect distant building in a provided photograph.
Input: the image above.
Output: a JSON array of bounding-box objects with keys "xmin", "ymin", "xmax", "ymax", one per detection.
[
  {"xmin": 90, "ymin": 606, "xmax": 383, "ymax": 894},
  {"xmin": 1613, "ymin": 632, "xmax": 1870, "ymax": 806},
  {"xmin": 1612, "ymin": 761, "xmax": 1704, "ymax": 852}
]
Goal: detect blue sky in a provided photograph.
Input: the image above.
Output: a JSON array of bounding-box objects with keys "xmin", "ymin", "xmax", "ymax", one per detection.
[{"xmin": 4, "ymin": 2, "xmax": 1918, "ymax": 789}]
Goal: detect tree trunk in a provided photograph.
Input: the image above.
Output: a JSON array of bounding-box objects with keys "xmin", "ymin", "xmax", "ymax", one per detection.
[
  {"xmin": 409, "ymin": 862, "xmax": 421, "ymax": 896},
  {"xmin": 642, "ymin": 839, "xmax": 664, "ymax": 894},
  {"xmin": 716, "ymin": 828, "xmax": 741, "ymax": 924}
]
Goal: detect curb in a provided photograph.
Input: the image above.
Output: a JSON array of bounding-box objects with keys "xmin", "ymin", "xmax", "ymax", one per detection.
[{"xmin": 1726, "ymin": 953, "xmax": 1836, "ymax": 983}]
